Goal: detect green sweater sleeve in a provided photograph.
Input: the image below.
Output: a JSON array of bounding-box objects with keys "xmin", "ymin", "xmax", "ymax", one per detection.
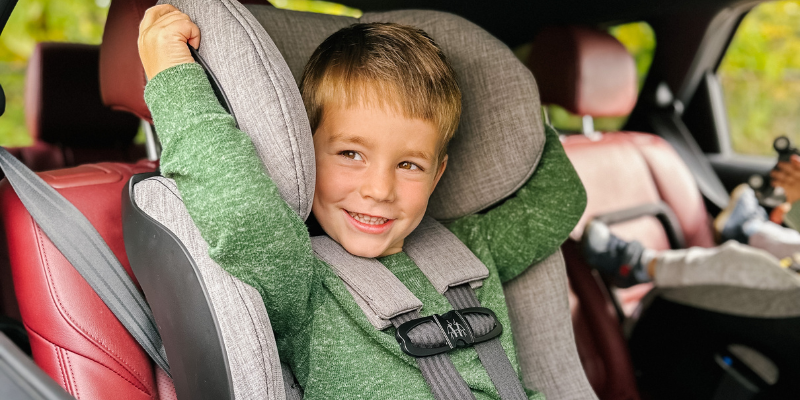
[
  {"xmin": 447, "ymin": 125, "xmax": 587, "ymax": 283},
  {"xmin": 144, "ymin": 63, "xmax": 316, "ymax": 338}
]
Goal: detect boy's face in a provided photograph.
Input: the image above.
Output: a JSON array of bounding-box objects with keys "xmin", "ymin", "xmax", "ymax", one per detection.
[{"xmin": 312, "ymin": 103, "xmax": 447, "ymax": 258}]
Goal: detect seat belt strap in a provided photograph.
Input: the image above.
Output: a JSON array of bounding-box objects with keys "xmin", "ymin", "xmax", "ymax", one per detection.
[{"xmin": 0, "ymin": 148, "xmax": 170, "ymax": 376}]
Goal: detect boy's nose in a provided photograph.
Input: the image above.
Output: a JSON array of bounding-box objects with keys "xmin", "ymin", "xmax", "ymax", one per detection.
[{"xmin": 360, "ymin": 166, "xmax": 396, "ymax": 202}]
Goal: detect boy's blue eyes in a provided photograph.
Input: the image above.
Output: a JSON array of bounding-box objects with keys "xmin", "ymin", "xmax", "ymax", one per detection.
[{"xmin": 338, "ymin": 151, "xmax": 423, "ymax": 171}]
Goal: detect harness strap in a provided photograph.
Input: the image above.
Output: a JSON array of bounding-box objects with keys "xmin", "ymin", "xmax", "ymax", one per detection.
[
  {"xmin": 311, "ymin": 217, "xmax": 527, "ymax": 399},
  {"xmin": 445, "ymin": 285, "xmax": 527, "ymax": 400},
  {"xmin": 392, "ymin": 311, "xmax": 477, "ymax": 400}
]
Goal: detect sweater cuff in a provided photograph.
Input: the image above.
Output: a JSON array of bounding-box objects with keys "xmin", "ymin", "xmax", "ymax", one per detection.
[{"xmin": 144, "ymin": 62, "xmax": 226, "ymax": 137}]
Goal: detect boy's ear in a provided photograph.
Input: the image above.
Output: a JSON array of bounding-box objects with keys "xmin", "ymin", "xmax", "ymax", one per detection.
[{"xmin": 432, "ymin": 155, "xmax": 448, "ymax": 192}]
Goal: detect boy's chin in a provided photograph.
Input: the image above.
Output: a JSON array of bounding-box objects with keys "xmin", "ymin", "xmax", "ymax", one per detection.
[{"xmin": 340, "ymin": 237, "xmax": 395, "ymax": 258}]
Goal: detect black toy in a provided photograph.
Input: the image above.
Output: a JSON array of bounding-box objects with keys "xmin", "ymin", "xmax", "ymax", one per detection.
[{"xmin": 749, "ymin": 136, "xmax": 800, "ymax": 207}]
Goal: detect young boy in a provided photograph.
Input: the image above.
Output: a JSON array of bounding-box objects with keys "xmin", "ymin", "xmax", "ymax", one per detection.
[{"xmin": 139, "ymin": 5, "xmax": 586, "ymax": 399}]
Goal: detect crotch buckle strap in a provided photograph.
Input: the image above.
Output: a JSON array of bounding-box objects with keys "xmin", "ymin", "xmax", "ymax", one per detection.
[{"xmin": 395, "ymin": 307, "xmax": 503, "ymax": 357}]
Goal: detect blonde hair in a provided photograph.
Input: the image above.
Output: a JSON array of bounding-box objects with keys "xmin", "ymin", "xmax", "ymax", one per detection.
[{"xmin": 300, "ymin": 23, "xmax": 461, "ymax": 163}]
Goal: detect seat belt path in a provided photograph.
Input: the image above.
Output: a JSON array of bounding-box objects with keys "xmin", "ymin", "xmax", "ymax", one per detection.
[{"xmin": 0, "ymin": 148, "xmax": 170, "ymax": 376}]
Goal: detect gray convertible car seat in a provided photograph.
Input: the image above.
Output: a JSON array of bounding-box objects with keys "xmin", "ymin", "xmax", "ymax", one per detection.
[{"xmin": 122, "ymin": 2, "xmax": 597, "ymax": 399}]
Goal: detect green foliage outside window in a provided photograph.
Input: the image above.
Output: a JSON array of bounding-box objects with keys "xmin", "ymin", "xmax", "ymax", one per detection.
[
  {"xmin": 0, "ymin": 0, "xmax": 360, "ymax": 148},
  {"xmin": 718, "ymin": 1, "xmax": 800, "ymax": 156},
  {"xmin": 545, "ymin": 22, "xmax": 656, "ymax": 133},
  {"xmin": 0, "ymin": 0, "xmax": 110, "ymax": 147}
]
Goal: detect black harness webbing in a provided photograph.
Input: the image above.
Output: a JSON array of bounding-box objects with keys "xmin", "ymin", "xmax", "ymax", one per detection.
[{"xmin": 0, "ymin": 148, "xmax": 170, "ymax": 376}]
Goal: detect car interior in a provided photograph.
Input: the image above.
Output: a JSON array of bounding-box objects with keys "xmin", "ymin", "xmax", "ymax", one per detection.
[{"xmin": 0, "ymin": 0, "xmax": 797, "ymax": 399}]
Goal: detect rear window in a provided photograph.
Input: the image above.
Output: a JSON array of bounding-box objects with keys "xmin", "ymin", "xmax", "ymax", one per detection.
[
  {"xmin": 717, "ymin": 1, "xmax": 800, "ymax": 156},
  {"xmin": 0, "ymin": 0, "xmax": 109, "ymax": 148}
]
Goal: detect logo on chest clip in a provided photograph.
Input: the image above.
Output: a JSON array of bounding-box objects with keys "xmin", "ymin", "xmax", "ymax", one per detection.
[{"xmin": 447, "ymin": 321, "xmax": 467, "ymax": 339}]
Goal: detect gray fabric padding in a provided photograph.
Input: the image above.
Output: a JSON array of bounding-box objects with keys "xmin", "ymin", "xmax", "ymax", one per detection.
[
  {"xmin": 162, "ymin": 0, "xmax": 315, "ymax": 220},
  {"xmin": 503, "ymin": 250, "xmax": 599, "ymax": 400},
  {"xmin": 311, "ymin": 235, "xmax": 423, "ymax": 330},
  {"xmin": 655, "ymin": 241, "xmax": 800, "ymax": 290},
  {"xmin": 280, "ymin": 363, "xmax": 303, "ymax": 400},
  {"xmin": 134, "ymin": 177, "xmax": 286, "ymax": 400},
  {"xmin": 657, "ymin": 286, "xmax": 800, "ymax": 318},
  {"xmin": 311, "ymin": 217, "xmax": 491, "ymax": 331},
  {"xmin": 405, "ymin": 217, "xmax": 489, "ymax": 294},
  {"xmin": 245, "ymin": 5, "xmax": 545, "ymax": 221}
]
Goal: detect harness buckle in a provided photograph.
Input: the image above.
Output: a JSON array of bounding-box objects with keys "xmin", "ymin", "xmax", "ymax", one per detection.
[{"xmin": 395, "ymin": 307, "xmax": 503, "ymax": 357}]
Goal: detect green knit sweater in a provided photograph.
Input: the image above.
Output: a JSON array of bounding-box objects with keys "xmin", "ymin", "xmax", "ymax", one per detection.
[{"xmin": 144, "ymin": 62, "xmax": 587, "ymax": 400}]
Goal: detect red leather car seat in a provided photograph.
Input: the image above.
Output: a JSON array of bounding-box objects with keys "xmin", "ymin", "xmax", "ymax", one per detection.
[
  {"xmin": 5, "ymin": 42, "xmax": 144, "ymax": 172},
  {"xmin": 0, "ymin": 1, "xmax": 165, "ymax": 398},
  {"xmin": 528, "ymin": 26, "xmax": 716, "ymax": 400},
  {"xmin": 1, "ymin": 1, "xmax": 272, "ymax": 398}
]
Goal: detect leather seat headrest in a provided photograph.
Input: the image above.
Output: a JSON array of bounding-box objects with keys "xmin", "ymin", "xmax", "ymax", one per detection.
[
  {"xmin": 528, "ymin": 25, "xmax": 637, "ymax": 118},
  {"xmin": 25, "ymin": 42, "xmax": 139, "ymax": 147},
  {"xmin": 98, "ymin": 0, "xmax": 269, "ymax": 122}
]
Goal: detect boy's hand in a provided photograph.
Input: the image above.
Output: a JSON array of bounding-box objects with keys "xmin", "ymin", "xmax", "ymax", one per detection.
[
  {"xmin": 138, "ymin": 4, "xmax": 200, "ymax": 80},
  {"xmin": 771, "ymin": 154, "xmax": 800, "ymax": 204}
]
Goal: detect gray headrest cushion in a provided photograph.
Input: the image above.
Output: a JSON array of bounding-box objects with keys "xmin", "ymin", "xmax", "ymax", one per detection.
[
  {"xmin": 252, "ymin": 7, "xmax": 546, "ymax": 221},
  {"xmin": 161, "ymin": 0, "xmax": 316, "ymax": 220},
  {"xmin": 164, "ymin": 1, "xmax": 545, "ymax": 221}
]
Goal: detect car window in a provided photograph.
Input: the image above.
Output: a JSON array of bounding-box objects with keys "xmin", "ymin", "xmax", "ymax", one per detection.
[
  {"xmin": 0, "ymin": 0, "xmax": 361, "ymax": 149},
  {"xmin": 527, "ymin": 22, "xmax": 656, "ymax": 132},
  {"xmin": 0, "ymin": 0, "xmax": 110, "ymax": 148},
  {"xmin": 717, "ymin": 1, "xmax": 800, "ymax": 156}
]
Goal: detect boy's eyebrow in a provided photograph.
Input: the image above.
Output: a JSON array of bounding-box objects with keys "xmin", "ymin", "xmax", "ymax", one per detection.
[
  {"xmin": 328, "ymin": 132, "xmax": 372, "ymax": 147},
  {"xmin": 406, "ymin": 150, "xmax": 434, "ymax": 161}
]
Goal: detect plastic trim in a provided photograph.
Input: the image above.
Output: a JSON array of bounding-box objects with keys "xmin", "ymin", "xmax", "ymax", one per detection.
[{"xmin": 122, "ymin": 173, "xmax": 234, "ymax": 400}]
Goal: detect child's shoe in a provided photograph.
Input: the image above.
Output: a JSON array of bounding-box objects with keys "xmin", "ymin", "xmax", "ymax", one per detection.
[
  {"xmin": 714, "ymin": 184, "xmax": 768, "ymax": 244},
  {"xmin": 581, "ymin": 220, "xmax": 654, "ymax": 288}
]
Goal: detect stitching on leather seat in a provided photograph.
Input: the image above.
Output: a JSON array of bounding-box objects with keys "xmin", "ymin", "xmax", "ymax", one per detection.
[
  {"xmin": 64, "ymin": 351, "xmax": 81, "ymax": 399},
  {"xmin": 33, "ymin": 223, "xmax": 152, "ymax": 393},
  {"xmin": 26, "ymin": 324, "xmax": 153, "ymax": 398}
]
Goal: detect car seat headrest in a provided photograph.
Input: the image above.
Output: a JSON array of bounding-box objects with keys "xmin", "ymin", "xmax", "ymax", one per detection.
[
  {"xmin": 167, "ymin": 2, "xmax": 546, "ymax": 221},
  {"xmin": 528, "ymin": 25, "xmax": 637, "ymax": 118},
  {"xmin": 99, "ymin": 0, "xmax": 269, "ymax": 123},
  {"xmin": 26, "ymin": 42, "xmax": 139, "ymax": 147},
  {"xmin": 99, "ymin": 0, "xmax": 155, "ymax": 122}
]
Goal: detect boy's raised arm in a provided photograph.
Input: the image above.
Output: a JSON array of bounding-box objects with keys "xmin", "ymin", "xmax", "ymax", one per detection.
[
  {"xmin": 447, "ymin": 126, "xmax": 587, "ymax": 282},
  {"xmin": 140, "ymin": 5, "xmax": 316, "ymax": 338}
]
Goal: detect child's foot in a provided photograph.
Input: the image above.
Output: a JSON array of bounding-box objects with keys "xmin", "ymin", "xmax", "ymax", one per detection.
[
  {"xmin": 581, "ymin": 220, "xmax": 653, "ymax": 288},
  {"xmin": 715, "ymin": 184, "xmax": 768, "ymax": 244}
]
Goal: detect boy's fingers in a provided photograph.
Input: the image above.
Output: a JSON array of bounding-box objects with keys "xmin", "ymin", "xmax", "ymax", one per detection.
[
  {"xmin": 151, "ymin": 12, "xmax": 201, "ymax": 48},
  {"xmin": 140, "ymin": 4, "xmax": 179, "ymax": 32},
  {"xmin": 791, "ymin": 154, "xmax": 800, "ymax": 165}
]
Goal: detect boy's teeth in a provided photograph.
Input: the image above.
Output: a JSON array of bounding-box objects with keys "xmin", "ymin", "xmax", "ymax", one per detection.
[{"xmin": 348, "ymin": 211, "xmax": 388, "ymax": 225}]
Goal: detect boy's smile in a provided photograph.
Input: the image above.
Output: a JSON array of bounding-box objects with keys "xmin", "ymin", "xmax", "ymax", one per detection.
[{"xmin": 312, "ymin": 103, "xmax": 447, "ymax": 258}]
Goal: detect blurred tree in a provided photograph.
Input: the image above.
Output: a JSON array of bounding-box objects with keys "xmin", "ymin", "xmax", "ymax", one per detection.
[
  {"xmin": 0, "ymin": 0, "xmax": 109, "ymax": 147},
  {"xmin": 0, "ymin": 0, "xmax": 360, "ymax": 148},
  {"xmin": 718, "ymin": 1, "xmax": 800, "ymax": 156}
]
